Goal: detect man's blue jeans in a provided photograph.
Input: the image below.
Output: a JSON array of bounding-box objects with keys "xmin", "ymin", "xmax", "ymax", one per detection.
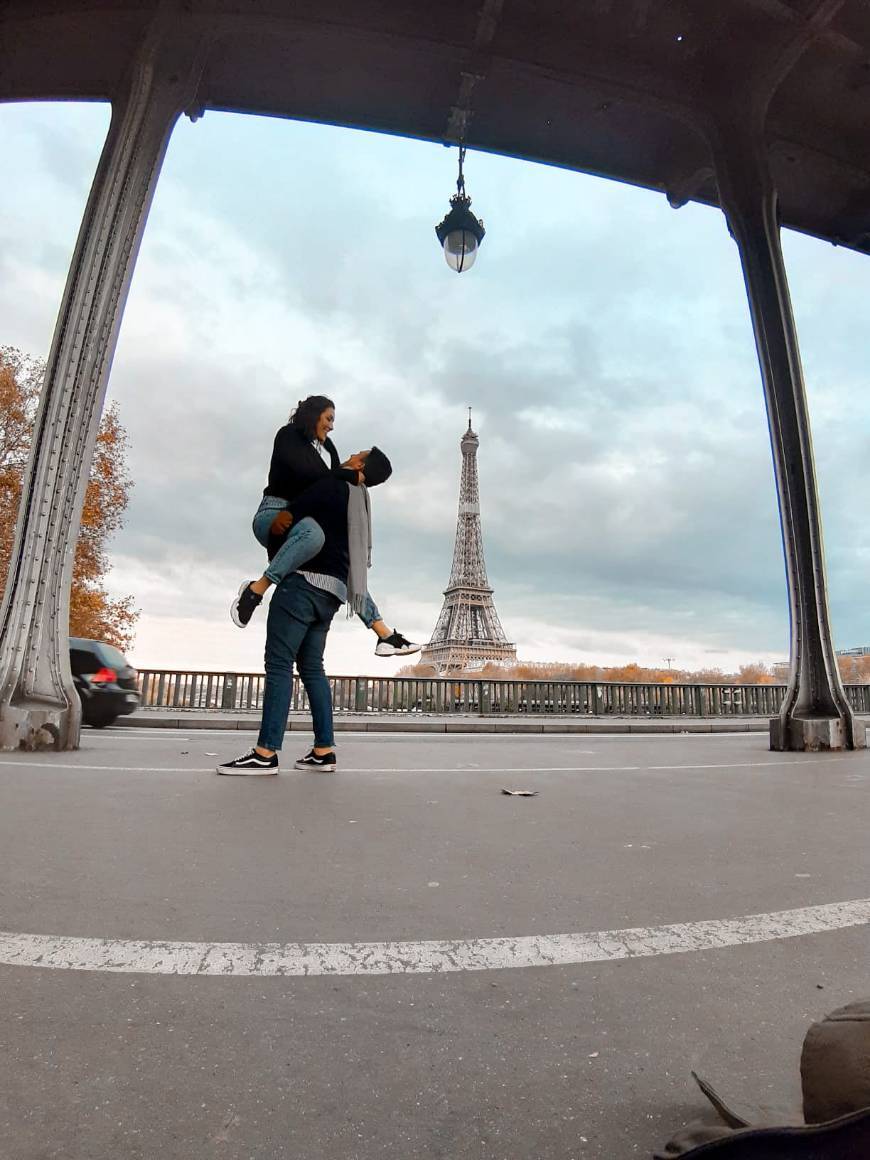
[
  {"xmin": 253, "ymin": 496, "xmax": 381, "ymax": 628},
  {"xmin": 258, "ymin": 574, "xmax": 340, "ymax": 752}
]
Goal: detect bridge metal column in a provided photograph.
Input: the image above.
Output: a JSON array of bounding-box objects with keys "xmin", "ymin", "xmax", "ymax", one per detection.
[
  {"xmin": 711, "ymin": 126, "xmax": 863, "ymax": 752},
  {"xmin": 0, "ymin": 16, "xmax": 209, "ymax": 751}
]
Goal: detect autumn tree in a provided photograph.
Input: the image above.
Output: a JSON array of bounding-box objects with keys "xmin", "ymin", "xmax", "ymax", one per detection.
[
  {"xmin": 838, "ymin": 654, "xmax": 870, "ymax": 685},
  {"xmin": 0, "ymin": 346, "xmax": 138, "ymax": 650},
  {"xmin": 736, "ymin": 662, "xmax": 774, "ymax": 685},
  {"xmin": 397, "ymin": 658, "xmax": 798, "ymax": 684},
  {"xmin": 0, "ymin": 348, "xmax": 41, "ymax": 585}
]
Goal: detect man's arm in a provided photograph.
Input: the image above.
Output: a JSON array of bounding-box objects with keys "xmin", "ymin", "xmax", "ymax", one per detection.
[
  {"xmin": 284, "ymin": 477, "xmax": 342, "ymax": 526},
  {"xmin": 272, "ymin": 452, "xmax": 363, "ymax": 532},
  {"xmin": 270, "ymin": 510, "xmax": 294, "ymax": 536}
]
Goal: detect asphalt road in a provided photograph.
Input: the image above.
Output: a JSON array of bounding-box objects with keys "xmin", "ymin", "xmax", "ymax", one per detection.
[{"xmin": 1, "ymin": 727, "xmax": 869, "ymax": 1159}]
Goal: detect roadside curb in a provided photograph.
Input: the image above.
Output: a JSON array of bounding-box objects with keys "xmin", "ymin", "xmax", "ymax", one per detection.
[{"xmin": 120, "ymin": 712, "xmax": 771, "ymax": 735}]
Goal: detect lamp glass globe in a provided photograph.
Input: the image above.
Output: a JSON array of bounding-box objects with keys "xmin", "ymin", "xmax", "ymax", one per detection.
[{"xmin": 444, "ymin": 229, "xmax": 478, "ymax": 272}]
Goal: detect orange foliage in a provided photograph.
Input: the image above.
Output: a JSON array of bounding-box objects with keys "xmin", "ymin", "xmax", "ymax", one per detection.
[
  {"xmin": 401, "ymin": 657, "xmax": 870, "ymax": 688},
  {"xmin": 398, "ymin": 658, "xmax": 790, "ymax": 684},
  {"xmin": 838, "ymin": 654, "xmax": 870, "ymax": 684},
  {"xmin": 737, "ymin": 663, "xmax": 775, "ymax": 685},
  {"xmin": 0, "ymin": 348, "xmax": 41, "ymax": 586},
  {"xmin": 0, "ymin": 347, "xmax": 138, "ymax": 651},
  {"xmin": 400, "ymin": 657, "xmax": 870, "ymax": 688}
]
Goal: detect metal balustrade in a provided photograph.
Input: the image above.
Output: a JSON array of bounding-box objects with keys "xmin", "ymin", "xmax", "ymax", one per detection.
[{"xmin": 136, "ymin": 671, "xmax": 870, "ymax": 717}]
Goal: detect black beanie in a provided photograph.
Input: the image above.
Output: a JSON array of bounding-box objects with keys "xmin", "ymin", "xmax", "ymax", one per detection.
[{"xmin": 363, "ymin": 446, "xmax": 392, "ymax": 487}]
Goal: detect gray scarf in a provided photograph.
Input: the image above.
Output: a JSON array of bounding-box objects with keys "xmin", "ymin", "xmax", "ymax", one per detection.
[{"xmin": 346, "ymin": 483, "xmax": 372, "ymax": 617}]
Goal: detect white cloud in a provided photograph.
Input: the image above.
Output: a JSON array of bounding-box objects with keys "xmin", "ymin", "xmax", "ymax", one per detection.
[{"xmin": 3, "ymin": 100, "xmax": 870, "ymax": 678}]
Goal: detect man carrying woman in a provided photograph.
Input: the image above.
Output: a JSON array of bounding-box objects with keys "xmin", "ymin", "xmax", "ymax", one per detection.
[
  {"xmin": 230, "ymin": 395, "xmax": 419, "ymax": 658},
  {"xmin": 217, "ymin": 447, "xmax": 394, "ymax": 775}
]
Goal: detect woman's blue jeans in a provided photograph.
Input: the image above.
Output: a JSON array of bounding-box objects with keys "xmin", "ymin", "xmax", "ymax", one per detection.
[
  {"xmin": 253, "ymin": 496, "xmax": 325, "ymax": 586},
  {"xmin": 258, "ymin": 574, "xmax": 340, "ymax": 751},
  {"xmin": 253, "ymin": 496, "xmax": 381, "ymax": 627}
]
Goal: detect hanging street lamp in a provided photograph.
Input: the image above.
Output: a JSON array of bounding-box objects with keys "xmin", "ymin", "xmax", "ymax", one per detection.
[{"xmin": 435, "ymin": 145, "xmax": 485, "ymax": 273}]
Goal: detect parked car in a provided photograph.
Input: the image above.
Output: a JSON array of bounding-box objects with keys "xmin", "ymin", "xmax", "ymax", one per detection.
[{"xmin": 69, "ymin": 637, "xmax": 139, "ymax": 728}]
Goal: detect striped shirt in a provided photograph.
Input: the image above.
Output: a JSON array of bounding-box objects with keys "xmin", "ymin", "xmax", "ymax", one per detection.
[{"xmin": 299, "ymin": 570, "xmax": 347, "ymax": 605}]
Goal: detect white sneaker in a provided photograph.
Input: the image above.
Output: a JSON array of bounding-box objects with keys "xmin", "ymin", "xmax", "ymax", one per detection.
[{"xmin": 374, "ymin": 632, "xmax": 422, "ymax": 657}]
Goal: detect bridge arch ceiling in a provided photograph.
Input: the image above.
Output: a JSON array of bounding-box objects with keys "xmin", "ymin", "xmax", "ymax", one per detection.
[{"xmin": 3, "ymin": 1, "xmax": 869, "ymax": 253}]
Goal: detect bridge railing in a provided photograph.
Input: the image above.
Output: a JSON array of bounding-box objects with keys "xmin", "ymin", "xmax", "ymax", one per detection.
[{"xmin": 136, "ymin": 671, "xmax": 870, "ymax": 717}]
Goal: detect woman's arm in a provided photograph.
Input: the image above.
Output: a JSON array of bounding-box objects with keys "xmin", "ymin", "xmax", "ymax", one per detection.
[{"xmin": 324, "ymin": 436, "xmax": 358, "ymax": 484}]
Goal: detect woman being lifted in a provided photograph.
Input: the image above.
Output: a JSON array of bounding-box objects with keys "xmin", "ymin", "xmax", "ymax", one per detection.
[{"xmin": 231, "ymin": 394, "xmax": 420, "ymax": 658}]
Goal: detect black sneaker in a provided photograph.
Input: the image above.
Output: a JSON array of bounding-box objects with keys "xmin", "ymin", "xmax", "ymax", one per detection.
[
  {"xmin": 294, "ymin": 749, "xmax": 337, "ymax": 772},
  {"xmin": 216, "ymin": 749, "xmax": 278, "ymax": 776},
  {"xmin": 374, "ymin": 631, "xmax": 422, "ymax": 657},
  {"xmin": 231, "ymin": 581, "xmax": 262, "ymax": 628}
]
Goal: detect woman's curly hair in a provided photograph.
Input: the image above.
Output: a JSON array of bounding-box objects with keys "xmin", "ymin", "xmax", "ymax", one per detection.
[{"xmin": 289, "ymin": 395, "xmax": 335, "ymax": 441}]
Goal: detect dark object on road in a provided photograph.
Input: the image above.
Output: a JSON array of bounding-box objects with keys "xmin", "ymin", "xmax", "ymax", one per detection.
[
  {"xmin": 655, "ymin": 1000, "xmax": 870, "ymax": 1157},
  {"xmin": 800, "ymin": 999, "xmax": 870, "ymax": 1124},
  {"xmin": 501, "ymin": 788, "xmax": 538, "ymax": 796},
  {"xmin": 70, "ymin": 637, "xmax": 139, "ymax": 728},
  {"xmin": 654, "ymin": 1106, "xmax": 870, "ymax": 1157}
]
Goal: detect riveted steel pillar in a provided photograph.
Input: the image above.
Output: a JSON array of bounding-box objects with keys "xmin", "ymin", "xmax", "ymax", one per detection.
[
  {"xmin": 0, "ymin": 16, "xmax": 209, "ymax": 751},
  {"xmin": 711, "ymin": 128, "xmax": 863, "ymax": 751}
]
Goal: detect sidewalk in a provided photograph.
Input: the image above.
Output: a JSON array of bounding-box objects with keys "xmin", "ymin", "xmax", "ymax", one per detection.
[{"xmin": 122, "ymin": 708, "xmax": 771, "ymax": 734}]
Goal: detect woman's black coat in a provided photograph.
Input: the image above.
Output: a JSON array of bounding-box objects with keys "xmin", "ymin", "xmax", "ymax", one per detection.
[
  {"xmin": 265, "ymin": 424, "xmax": 356, "ymax": 502},
  {"xmin": 263, "ymin": 423, "xmax": 357, "ymax": 558}
]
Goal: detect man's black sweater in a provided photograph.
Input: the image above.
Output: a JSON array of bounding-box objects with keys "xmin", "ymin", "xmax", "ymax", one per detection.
[{"xmin": 270, "ymin": 476, "xmax": 352, "ymax": 587}]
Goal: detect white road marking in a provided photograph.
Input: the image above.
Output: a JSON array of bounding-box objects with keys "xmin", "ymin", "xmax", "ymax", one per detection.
[
  {"xmin": 91, "ymin": 727, "xmax": 760, "ymax": 736},
  {"xmin": 100, "ymin": 729, "xmax": 766, "ymax": 741},
  {"xmin": 1, "ymin": 898, "xmax": 867, "ymax": 977},
  {"xmin": 0, "ymin": 757, "xmax": 851, "ymax": 774},
  {"xmin": 0, "ymin": 762, "xmax": 216, "ymax": 773}
]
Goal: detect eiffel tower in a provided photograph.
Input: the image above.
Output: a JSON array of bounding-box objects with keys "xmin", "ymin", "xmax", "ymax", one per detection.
[{"xmin": 422, "ymin": 411, "xmax": 516, "ymax": 673}]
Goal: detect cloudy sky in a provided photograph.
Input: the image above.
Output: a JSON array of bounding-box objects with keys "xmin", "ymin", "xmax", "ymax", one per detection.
[{"xmin": 2, "ymin": 100, "xmax": 869, "ymax": 676}]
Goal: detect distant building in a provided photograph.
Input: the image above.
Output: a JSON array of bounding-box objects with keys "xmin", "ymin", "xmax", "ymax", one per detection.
[{"xmin": 837, "ymin": 646, "xmax": 870, "ymax": 658}]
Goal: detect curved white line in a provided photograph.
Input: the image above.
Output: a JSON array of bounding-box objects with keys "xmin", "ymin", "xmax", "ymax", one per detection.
[{"xmin": 1, "ymin": 899, "xmax": 868, "ymax": 977}]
